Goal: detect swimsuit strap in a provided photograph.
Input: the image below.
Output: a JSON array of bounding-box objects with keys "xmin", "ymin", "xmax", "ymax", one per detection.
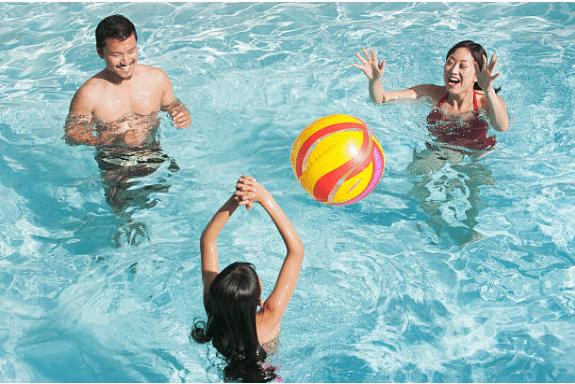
[
  {"xmin": 472, "ymin": 89, "xmax": 479, "ymax": 111},
  {"xmin": 437, "ymin": 89, "xmax": 479, "ymax": 111}
]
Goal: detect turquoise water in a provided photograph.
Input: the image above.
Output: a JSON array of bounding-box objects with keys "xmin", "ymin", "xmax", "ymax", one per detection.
[{"xmin": 1, "ymin": 2, "xmax": 575, "ymax": 382}]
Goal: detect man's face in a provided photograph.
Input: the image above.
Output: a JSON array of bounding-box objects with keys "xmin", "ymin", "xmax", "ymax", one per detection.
[{"xmin": 98, "ymin": 33, "xmax": 138, "ymax": 80}]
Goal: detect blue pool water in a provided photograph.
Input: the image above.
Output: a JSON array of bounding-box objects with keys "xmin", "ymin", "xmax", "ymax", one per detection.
[{"xmin": 2, "ymin": 2, "xmax": 575, "ymax": 382}]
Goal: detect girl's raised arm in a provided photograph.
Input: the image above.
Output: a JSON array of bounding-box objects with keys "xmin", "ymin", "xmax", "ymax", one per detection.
[
  {"xmin": 200, "ymin": 194, "xmax": 240, "ymax": 310},
  {"xmin": 235, "ymin": 175, "xmax": 305, "ymax": 328}
]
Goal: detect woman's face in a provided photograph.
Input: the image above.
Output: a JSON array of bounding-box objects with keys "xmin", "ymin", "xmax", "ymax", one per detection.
[{"xmin": 443, "ymin": 47, "xmax": 477, "ymax": 95}]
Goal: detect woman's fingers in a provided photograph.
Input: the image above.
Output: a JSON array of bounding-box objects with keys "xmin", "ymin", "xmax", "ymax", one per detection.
[
  {"xmin": 489, "ymin": 55, "xmax": 498, "ymax": 72},
  {"xmin": 355, "ymin": 51, "xmax": 366, "ymax": 64},
  {"xmin": 370, "ymin": 48, "xmax": 378, "ymax": 62}
]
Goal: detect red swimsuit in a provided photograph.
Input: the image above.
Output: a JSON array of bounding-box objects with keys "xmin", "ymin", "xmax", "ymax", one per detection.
[{"xmin": 426, "ymin": 90, "xmax": 496, "ymax": 151}]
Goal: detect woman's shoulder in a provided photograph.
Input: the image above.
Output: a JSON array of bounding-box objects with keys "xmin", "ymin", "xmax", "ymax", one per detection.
[
  {"xmin": 409, "ymin": 84, "xmax": 446, "ymax": 103},
  {"xmin": 428, "ymin": 85, "xmax": 447, "ymax": 102},
  {"xmin": 475, "ymin": 89, "xmax": 506, "ymax": 109}
]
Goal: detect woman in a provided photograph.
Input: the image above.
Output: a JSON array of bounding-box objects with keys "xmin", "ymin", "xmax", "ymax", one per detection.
[
  {"xmin": 354, "ymin": 40, "xmax": 509, "ymax": 153},
  {"xmin": 192, "ymin": 175, "xmax": 304, "ymax": 382}
]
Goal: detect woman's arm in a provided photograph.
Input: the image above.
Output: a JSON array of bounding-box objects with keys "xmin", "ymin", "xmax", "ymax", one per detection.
[
  {"xmin": 476, "ymin": 55, "xmax": 509, "ymax": 132},
  {"xmin": 234, "ymin": 176, "xmax": 304, "ymax": 328},
  {"xmin": 484, "ymin": 88, "xmax": 509, "ymax": 132},
  {"xmin": 353, "ymin": 48, "xmax": 441, "ymax": 104}
]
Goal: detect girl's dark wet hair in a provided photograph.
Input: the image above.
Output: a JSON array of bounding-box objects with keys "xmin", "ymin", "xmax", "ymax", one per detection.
[
  {"xmin": 96, "ymin": 14, "xmax": 137, "ymax": 52},
  {"xmin": 191, "ymin": 262, "xmax": 277, "ymax": 383},
  {"xmin": 446, "ymin": 40, "xmax": 500, "ymax": 93}
]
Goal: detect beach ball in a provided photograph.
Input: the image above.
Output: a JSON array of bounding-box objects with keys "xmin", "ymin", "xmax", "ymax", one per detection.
[{"xmin": 291, "ymin": 114, "xmax": 385, "ymax": 206}]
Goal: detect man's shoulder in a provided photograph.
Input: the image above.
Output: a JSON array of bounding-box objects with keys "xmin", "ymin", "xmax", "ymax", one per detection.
[
  {"xmin": 136, "ymin": 64, "xmax": 168, "ymax": 78},
  {"xmin": 135, "ymin": 64, "xmax": 172, "ymax": 90},
  {"xmin": 77, "ymin": 72, "xmax": 110, "ymax": 95},
  {"xmin": 70, "ymin": 73, "xmax": 108, "ymax": 113}
]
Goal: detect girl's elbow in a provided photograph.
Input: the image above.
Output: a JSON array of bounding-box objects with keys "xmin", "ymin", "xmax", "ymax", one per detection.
[
  {"xmin": 293, "ymin": 240, "xmax": 305, "ymax": 258},
  {"xmin": 287, "ymin": 239, "xmax": 304, "ymax": 259},
  {"xmin": 298, "ymin": 242, "xmax": 305, "ymax": 255},
  {"xmin": 200, "ymin": 229, "xmax": 214, "ymax": 248}
]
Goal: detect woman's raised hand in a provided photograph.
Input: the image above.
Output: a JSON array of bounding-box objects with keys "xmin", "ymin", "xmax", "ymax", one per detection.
[
  {"xmin": 353, "ymin": 48, "xmax": 386, "ymax": 81},
  {"xmin": 475, "ymin": 54, "xmax": 500, "ymax": 91}
]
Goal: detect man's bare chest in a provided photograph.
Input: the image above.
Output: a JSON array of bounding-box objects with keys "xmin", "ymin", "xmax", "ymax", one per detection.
[{"xmin": 94, "ymin": 84, "xmax": 162, "ymax": 123}]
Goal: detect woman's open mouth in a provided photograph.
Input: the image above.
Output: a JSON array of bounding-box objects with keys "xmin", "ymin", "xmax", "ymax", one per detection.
[{"xmin": 448, "ymin": 76, "xmax": 461, "ymax": 86}]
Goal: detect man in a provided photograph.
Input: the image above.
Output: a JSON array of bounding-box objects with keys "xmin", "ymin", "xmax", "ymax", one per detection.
[
  {"xmin": 65, "ymin": 14, "xmax": 191, "ymax": 147},
  {"xmin": 64, "ymin": 15, "xmax": 190, "ymax": 246}
]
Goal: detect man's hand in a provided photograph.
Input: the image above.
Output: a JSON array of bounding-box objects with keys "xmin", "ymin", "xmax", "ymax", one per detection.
[{"xmin": 163, "ymin": 100, "xmax": 191, "ymax": 129}]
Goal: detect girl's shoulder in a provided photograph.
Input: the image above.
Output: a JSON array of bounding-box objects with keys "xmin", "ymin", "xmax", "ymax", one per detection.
[
  {"xmin": 261, "ymin": 333, "xmax": 280, "ymax": 355},
  {"xmin": 256, "ymin": 306, "xmax": 282, "ymax": 347}
]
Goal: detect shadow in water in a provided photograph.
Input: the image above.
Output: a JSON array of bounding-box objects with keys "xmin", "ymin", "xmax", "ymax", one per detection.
[
  {"xmin": 94, "ymin": 143, "xmax": 180, "ymax": 247},
  {"xmin": 408, "ymin": 146, "xmax": 496, "ymax": 246}
]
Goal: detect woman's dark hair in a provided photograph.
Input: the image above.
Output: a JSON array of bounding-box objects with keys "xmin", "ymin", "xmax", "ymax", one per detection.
[
  {"xmin": 191, "ymin": 262, "xmax": 277, "ymax": 382},
  {"xmin": 95, "ymin": 14, "xmax": 137, "ymax": 52},
  {"xmin": 446, "ymin": 40, "xmax": 500, "ymax": 93}
]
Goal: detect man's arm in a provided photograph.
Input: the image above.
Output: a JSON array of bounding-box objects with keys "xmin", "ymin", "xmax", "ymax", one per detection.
[
  {"xmin": 64, "ymin": 114, "xmax": 98, "ymax": 146},
  {"xmin": 64, "ymin": 81, "xmax": 119, "ymax": 146},
  {"xmin": 65, "ymin": 84, "xmax": 101, "ymax": 146},
  {"xmin": 158, "ymin": 69, "xmax": 191, "ymax": 129}
]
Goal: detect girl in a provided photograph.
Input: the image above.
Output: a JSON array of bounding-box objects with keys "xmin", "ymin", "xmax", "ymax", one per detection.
[{"xmin": 192, "ymin": 175, "xmax": 304, "ymax": 382}]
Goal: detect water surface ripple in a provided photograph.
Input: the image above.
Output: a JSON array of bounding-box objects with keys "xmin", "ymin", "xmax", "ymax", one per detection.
[{"xmin": 1, "ymin": 2, "xmax": 575, "ymax": 382}]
